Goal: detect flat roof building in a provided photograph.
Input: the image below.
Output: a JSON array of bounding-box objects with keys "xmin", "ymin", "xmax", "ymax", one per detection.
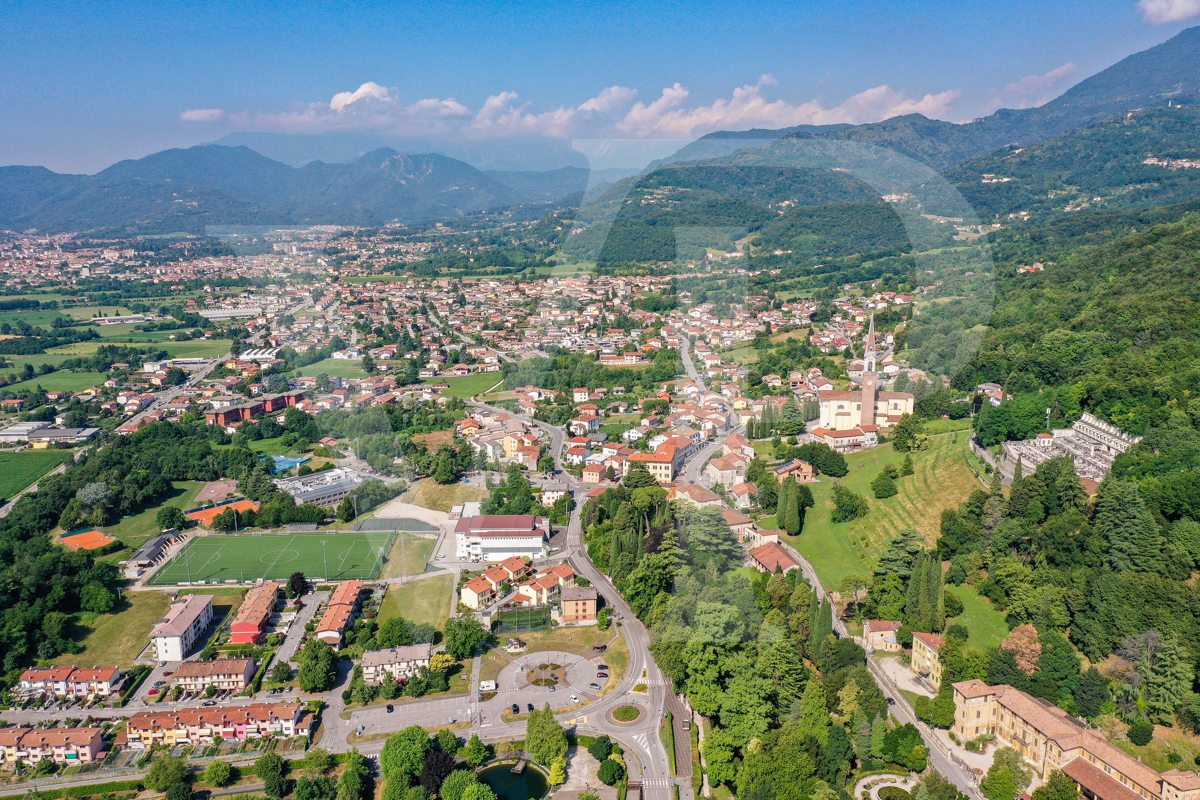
[{"xmin": 273, "ymin": 467, "xmax": 362, "ymax": 507}]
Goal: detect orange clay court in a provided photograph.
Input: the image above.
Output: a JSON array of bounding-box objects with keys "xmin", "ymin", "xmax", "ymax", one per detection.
[
  {"xmin": 61, "ymin": 530, "xmax": 115, "ymax": 551},
  {"xmin": 185, "ymin": 499, "xmax": 260, "ymax": 527}
]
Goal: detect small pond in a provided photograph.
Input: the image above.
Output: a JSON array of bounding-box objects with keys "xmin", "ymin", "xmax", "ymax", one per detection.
[{"xmin": 478, "ymin": 763, "xmax": 550, "ymax": 800}]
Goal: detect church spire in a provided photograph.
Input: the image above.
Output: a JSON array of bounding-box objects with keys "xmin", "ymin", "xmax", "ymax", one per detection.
[{"xmin": 864, "ymin": 312, "xmax": 877, "ymax": 373}]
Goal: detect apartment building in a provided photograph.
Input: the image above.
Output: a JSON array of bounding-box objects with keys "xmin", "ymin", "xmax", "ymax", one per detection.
[
  {"xmin": 124, "ymin": 702, "xmax": 309, "ymax": 747},
  {"xmin": 230, "ymin": 582, "xmax": 280, "ymax": 645},
  {"xmin": 0, "ymin": 727, "xmax": 104, "ymax": 765},
  {"xmin": 953, "ymin": 680, "xmax": 1200, "ymax": 800},
  {"xmin": 172, "ymin": 658, "xmax": 257, "ymax": 692},
  {"xmin": 911, "ymin": 632, "xmax": 944, "ymax": 687},
  {"xmin": 151, "ymin": 595, "xmax": 214, "ymax": 661},
  {"xmin": 315, "ymin": 580, "xmax": 364, "ymax": 648},
  {"xmin": 561, "ymin": 586, "xmax": 598, "ymax": 622},
  {"xmin": 18, "ymin": 666, "xmax": 122, "ymax": 698},
  {"xmin": 361, "ymin": 645, "xmax": 433, "ymax": 684}
]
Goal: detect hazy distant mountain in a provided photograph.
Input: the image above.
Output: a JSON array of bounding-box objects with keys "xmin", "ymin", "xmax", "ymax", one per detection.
[
  {"xmin": 214, "ymin": 131, "xmax": 590, "ymax": 171},
  {"xmin": 0, "ymin": 145, "xmax": 548, "ymax": 233}
]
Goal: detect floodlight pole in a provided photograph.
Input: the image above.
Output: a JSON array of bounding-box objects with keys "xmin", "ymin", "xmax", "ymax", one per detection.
[{"xmin": 321, "ymin": 540, "xmax": 329, "ymax": 581}]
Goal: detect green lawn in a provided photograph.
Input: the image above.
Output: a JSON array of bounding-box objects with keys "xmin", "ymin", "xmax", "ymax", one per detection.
[
  {"xmin": 409, "ymin": 480, "xmax": 489, "ymax": 513},
  {"xmin": 378, "ymin": 573, "xmax": 455, "ymax": 631},
  {"xmin": 947, "ymin": 584, "xmax": 1010, "ymax": 649},
  {"xmin": 1, "ymin": 371, "xmax": 107, "ymax": 393},
  {"xmin": 786, "ymin": 435, "xmax": 979, "ymax": 589},
  {"xmin": 292, "ymin": 357, "xmax": 369, "ymax": 380},
  {"xmin": 149, "ymin": 532, "xmax": 397, "ymax": 585},
  {"xmin": 378, "ymin": 533, "xmax": 437, "ymax": 580},
  {"xmin": 424, "ymin": 373, "xmax": 504, "ymax": 398},
  {"xmin": 50, "ymin": 590, "xmax": 172, "ymax": 669},
  {"xmin": 0, "ymin": 450, "xmax": 74, "ymax": 500},
  {"xmin": 923, "ymin": 417, "xmax": 974, "ymax": 435},
  {"xmin": 94, "ymin": 481, "xmax": 206, "ymax": 560}
]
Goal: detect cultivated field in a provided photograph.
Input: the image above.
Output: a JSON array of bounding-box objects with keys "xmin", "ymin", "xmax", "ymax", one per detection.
[
  {"xmin": 0, "ymin": 450, "xmax": 74, "ymax": 500},
  {"xmin": 785, "ymin": 433, "xmax": 978, "ymax": 588},
  {"xmin": 149, "ymin": 531, "xmax": 397, "ymax": 585}
]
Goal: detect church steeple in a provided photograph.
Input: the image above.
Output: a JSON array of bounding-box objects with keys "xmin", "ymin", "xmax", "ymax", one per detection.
[{"xmin": 864, "ymin": 312, "xmax": 877, "ymax": 373}]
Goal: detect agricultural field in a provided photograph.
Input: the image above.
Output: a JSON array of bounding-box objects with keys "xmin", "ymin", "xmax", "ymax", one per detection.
[
  {"xmin": 49, "ymin": 590, "xmax": 171, "ymax": 669},
  {"xmin": 377, "ymin": 572, "xmax": 455, "ymax": 631},
  {"xmin": 424, "ymin": 372, "xmax": 504, "ymax": 398},
  {"xmin": 0, "ymin": 371, "xmax": 107, "ymax": 393},
  {"xmin": 783, "ymin": 433, "xmax": 978, "ymax": 589},
  {"xmin": 149, "ymin": 531, "xmax": 397, "ymax": 585},
  {"xmin": 3, "ymin": 337, "xmax": 231, "ymax": 374},
  {"xmin": 0, "ymin": 450, "xmax": 75, "ymax": 500}
]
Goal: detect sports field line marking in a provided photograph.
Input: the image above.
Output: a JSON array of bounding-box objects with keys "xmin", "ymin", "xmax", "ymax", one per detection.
[
  {"xmin": 336, "ymin": 539, "xmax": 362, "ymax": 577},
  {"xmin": 167, "ymin": 540, "xmax": 223, "ymax": 583},
  {"xmin": 263, "ymin": 535, "xmax": 298, "ymax": 581}
]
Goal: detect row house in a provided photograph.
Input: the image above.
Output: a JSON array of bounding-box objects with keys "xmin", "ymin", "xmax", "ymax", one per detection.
[
  {"xmin": 124, "ymin": 702, "xmax": 309, "ymax": 747},
  {"xmin": 0, "ymin": 727, "xmax": 104, "ymax": 766},
  {"xmin": 18, "ymin": 666, "xmax": 122, "ymax": 698},
  {"xmin": 315, "ymin": 581, "xmax": 365, "ymax": 649},
  {"xmin": 514, "ymin": 563, "xmax": 576, "ymax": 606},
  {"xmin": 230, "ymin": 581, "xmax": 280, "ymax": 644},
  {"xmin": 173, "ymin": 658, "xmax": 257, "ymax": 692},
  {"xmin": 459, "ymin": 557, "xmax": 531, "ymax": 609}
]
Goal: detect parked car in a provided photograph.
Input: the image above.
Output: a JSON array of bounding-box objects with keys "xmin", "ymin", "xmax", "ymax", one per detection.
[
  {"xmin": 162, "ymin": 671, "xmax": 173, "ymax": 676},
  {"xmin": 512, "ymin": 703, "xmax": 521, "ymax": 714},
  {"xmin": 596, "ymin": 664, "xmax": 608, "ymax": 671},
  {"xmin": 527, "ymin": 703, "xmax": 535, "ymax": 712},
  {"xmin": 203, "ymin": 700, "xmax": 217, "ymax": 707},
  {"xmin": 386, "ymin": 704, "xmax": 394, "ymax": 713},
  {"xmin": 548, "ymin": 685, "xmax": 555, "ymax": 692},
  {"xmin": 570, "ymin": 695, "xmax": 579, "ymax": 703},
  {"xmin": 596, "ymin": 673, "xmax": 608, "ymax": 679},
  {"xmin": 588, "ymin": 683, "xmax": 600, "ymax": 690}
]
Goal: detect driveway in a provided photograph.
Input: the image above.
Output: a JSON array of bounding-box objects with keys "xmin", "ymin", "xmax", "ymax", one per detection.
[{"xmin": 273, "ymin": 591, "xmax": 327, "ymax": 667}]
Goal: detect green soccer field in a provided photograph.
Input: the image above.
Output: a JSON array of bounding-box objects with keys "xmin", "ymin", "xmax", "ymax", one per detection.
[{"xmin": 149, "ymin": 532, "xmax": 397, "ymax": 585}]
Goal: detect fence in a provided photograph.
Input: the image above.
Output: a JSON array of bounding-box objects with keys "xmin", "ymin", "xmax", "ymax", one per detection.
[{"xmin": 354, "ymin": 517, "xmax": 438, "ymax": 533}]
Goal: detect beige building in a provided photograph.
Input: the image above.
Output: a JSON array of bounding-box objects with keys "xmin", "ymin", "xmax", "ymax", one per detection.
[
  {"xmin": 863, "ymin": 620, "xmax": 902, "ymax": 653},
  {"xmin": 953, "ymin": 680, "xmax": 1200, "ymax": 800},
  {"xmin": 561, "ymin": 586, "xmax": 597, "ymax": 622},
  {"xmin": 151, "ymin": 595, "xmax": 214, "ymax": 662},
  {"xmin": 0, "ymin": 727, "xmax": 104, "ymax": 765},
  {"xmin": 173, "ymin": 658, "xmax": 257, "ymax": 692},
  {"xmin": 361, "ymin": 645, "xmax": 433, "ymax": 684},
  {"xmin": 911, "ymin": 632, "xmax": 944, "ymax": 687}
]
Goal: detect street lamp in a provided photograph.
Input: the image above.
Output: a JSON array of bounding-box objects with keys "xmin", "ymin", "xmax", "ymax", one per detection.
[{"xmin": 321, "ymin": 540, "xmax": 329, "ymax": 581}]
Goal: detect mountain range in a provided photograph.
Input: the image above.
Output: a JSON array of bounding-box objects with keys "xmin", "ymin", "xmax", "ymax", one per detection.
[{"xmin": 5, "ymin": 25, "xmax": 1200, "ymax": 234}]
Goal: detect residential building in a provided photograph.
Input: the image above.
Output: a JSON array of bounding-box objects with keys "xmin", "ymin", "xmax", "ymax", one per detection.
[
  {"xmin": 746, "ymin": 542, "xmax": 801, "ymax": 573},
  {"xmin": 124, "ymin": 702, "xmax": 309, "ymax": 747},
  {"xmin": 952, "ymin": 679, "xmax": 1197, "ymax": 800},
  {"xmin": 315, "ymin": 581, "xmax": 364, "ymax": 648},
  {"xmin": 561, "ymin": 586, "xmax": 598, "ymax": 622},
  {"xmin": 173, "ymin": 658, "xmax": 257, "ymax": 692},
  {"xmin": 911, "ymin": 632, "xmax": 944, "ymax": 686},
  {"xmin": 454, "ymin": 515, "xmax": 550, "ymax": 561},
  {"xmin": 151, "ymin": 595, "xmax": 214, "ymax": 661},
  {"xmin": 230, "ymin": 582, "xmax": 280, "ymax": 645},
  {"xmin": 460, "ymin": 576, "xmax": 497, "ymax": 610},
  {"xmin": 582, "ymin": 463, "xmax": 607, "ymax": 484},
  {"xmin": 18, "ymin": 666, "xmax": 121, "ymax": 698},
  {"xmin": 627, "ymin": 451, "xmax": 674, "ymax": 483},
  {"xmin": 361, "ymin": 645, "xmax": 433, "ymax": 684},
  {"xmin": 863, "ymin": 620, "xmax": 903, "ymax": 653},
  {"xmin": 0, "ymin": 727, "xmax": 104, "ymax": 765}
]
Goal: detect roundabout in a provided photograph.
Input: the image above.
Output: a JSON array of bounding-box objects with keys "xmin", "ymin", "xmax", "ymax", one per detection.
[
  {"xmin": 495, "ymin": 650, "xmax": 603, "ymax": 710},
  {"xmin": 607, "ymin": 704, "xmax": 644, "ymax": 724}
]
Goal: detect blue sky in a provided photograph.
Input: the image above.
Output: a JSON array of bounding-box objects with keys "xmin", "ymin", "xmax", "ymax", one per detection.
[{"xmin": 2, "ymin": 0, "xmax": 1197, "ymax": 173}]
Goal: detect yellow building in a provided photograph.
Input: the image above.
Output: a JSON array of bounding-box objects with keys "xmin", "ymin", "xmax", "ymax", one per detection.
[
  {"xmin": 953, "ymin": 680, "xmax": 1200, "ymax": 800},
  {"xmin": 911, "ymin": 632, "xmax": 944, "ymax": 687}
]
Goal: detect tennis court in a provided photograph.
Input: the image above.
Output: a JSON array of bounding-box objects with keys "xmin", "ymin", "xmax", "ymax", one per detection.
[{"xmin": 148, "ymin": 532, "xmax": 396, "ymax": 585}]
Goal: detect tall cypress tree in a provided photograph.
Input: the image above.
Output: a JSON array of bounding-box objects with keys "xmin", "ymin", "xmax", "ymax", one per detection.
[
  {"xmin": 783, "ymin": 479, "xmax": 802, "ymax": 536},
  {"xmin": 777, "ymin": 478, "xmax": 793, "ymax": 530}
]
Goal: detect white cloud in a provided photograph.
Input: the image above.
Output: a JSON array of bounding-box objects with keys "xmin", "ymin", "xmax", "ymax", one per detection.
[
  {"xmin": 329, "ymin": 81, "xmax": 392, "ymax": 112},
  {"xmin": 180, "ymin": 78, "xmax": 962, "ymax": 141},
  {"xmin": 617, "ymin": 79, "xmax": 960, "ymax": 138},
  {"xmin": 984, "ymin": 63, "xmax": 1078, "ymax": 112},
  {"xmin": 179, "ymin": 108, "xmax": 227, "ymax": 123},
  {"xmin": 1138, "ymin": 0, "xmax": 1200, "ymax": 23}
]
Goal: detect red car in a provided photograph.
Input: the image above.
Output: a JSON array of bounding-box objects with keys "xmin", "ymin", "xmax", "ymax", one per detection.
[
  {"xmin": 162, "ymin": 671, "xmax": 173, "ymax": 676},
  {"xmin": 147, "ymin": 689, "xmax": 160, "ymax": 695}
]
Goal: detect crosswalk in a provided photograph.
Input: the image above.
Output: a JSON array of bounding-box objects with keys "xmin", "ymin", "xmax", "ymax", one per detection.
[{"xmin": 641, "ymin": 779, "xmax": 674, "ymax": 788}]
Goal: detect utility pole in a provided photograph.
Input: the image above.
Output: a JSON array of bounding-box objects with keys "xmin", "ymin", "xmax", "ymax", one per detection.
[{"xmin": 321, "ymin": 540, "xmax": 329, "ymax": 581}]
